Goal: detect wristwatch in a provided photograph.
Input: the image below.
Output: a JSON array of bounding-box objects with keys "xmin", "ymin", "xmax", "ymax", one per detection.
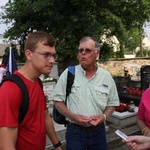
[{"xmin": 53, "ymin": 141, "xmax": 61, "ymax": 148}]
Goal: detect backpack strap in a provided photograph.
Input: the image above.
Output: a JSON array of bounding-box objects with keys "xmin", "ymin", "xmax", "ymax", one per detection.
[
  {"xmin": 1, "ymin": 74, "xmax": 29, "ymax": 125},
  {"xmin": 63, "ymin": 66, "xmax": 75, "ymax": 125},
  {"xmin": 1, "ymin": 75, "xmax": 43, "ymax": 125},
  {"xmin": 66, "ymin": 66, "xmax": 75, "ymax": 101},
  {"xmin": 52, "ymin": 66, "xmax": 75, "ymax": 125}
]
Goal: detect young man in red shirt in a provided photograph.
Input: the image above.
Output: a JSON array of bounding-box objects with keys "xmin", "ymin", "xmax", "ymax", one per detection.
[{"xmin": 0, "ymin": 31, "xmax": 62, "ymax": 150}]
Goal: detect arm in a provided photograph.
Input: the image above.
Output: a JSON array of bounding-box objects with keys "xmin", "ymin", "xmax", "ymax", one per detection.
[
  {"xmin": 54, "ymin": 101, "xmax": 91, "ymax": 126},
  {"xmin": 90, "ymin": 106, "xmax": 115, "ymax": 126},
  {"xmin": 90, "ymin": 76, "xmax": 118, "ymax": 126},
  {"xmin": 137, "ymin": 116, "xmax": 150, "ymax": 136},
  {"xmin": 45, "ymin": 110, "xmax": 62, "ymax": 150},
  {"xmin": 54, "ymin": 101, "xmax": 75, "ymax": 120},
  {"xmin": 0, "ymin": 127, "xmax": 17, "ymax": 150},
  {"xmin": 103, "ymin": 106, "xmax": 115, "ymax": 117}
]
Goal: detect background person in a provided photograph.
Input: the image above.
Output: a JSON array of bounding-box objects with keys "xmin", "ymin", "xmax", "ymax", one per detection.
[
  {"xmin": 52, "ymin": 36, "xmax": 119, "ymax": 150},
  {"xmin": 136, "ymin": 88, "xmax": 150, "ymax": 136},
  {"xmin": 0, "ymin": 31, "xmax": 62, "ymax": 150},
  {"xmin": 0, "ymin": 64, "xmax": 7, "ymax": 83}
]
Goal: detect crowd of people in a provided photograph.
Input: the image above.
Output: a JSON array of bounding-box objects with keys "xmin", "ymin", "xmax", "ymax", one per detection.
[
  {"xmin": 0, "ymin": 30, "xmax": 149, "ymax": 150},
  {"xmin": 0, "ymin": 64, "xmax": 6, "ymax": 84},
  {"xmin": 0, "ymin": 51, "xmax": 8, "ymax": 83}
]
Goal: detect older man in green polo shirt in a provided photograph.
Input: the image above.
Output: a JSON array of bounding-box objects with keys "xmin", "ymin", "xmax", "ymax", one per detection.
[{"xmin": 52, "ymin": 36, "xmax": 119, "ymax": 150}]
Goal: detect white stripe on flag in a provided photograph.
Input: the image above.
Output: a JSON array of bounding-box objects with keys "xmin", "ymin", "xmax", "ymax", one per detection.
[{"xmin": 9, "ymin": 47, "xmax": 12, "ymax": 74}]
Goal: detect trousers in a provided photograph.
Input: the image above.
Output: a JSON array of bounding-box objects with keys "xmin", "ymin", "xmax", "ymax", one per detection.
[{"xmin": 66, "ymin": 122, "xmax": 106, "ymax": 150}]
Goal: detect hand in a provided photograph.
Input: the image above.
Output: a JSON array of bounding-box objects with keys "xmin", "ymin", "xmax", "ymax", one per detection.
[
  {"xmin": 123, "ymin": 136, "xmax": 150, "ymax": 150},
  {"xmin": 56, "ymin": 146, "xmax": 62, "ymax": 150},
  {"xmin": 89, "ymin": 114, "xmax": 104, "ymax": 126},
  {"xmin": 73, "ymin": 114, "xmax": 92, "ymax": 126},
  {"xmin": 144, "ymin": 129, "xmax": 150, "ymax": 137}
]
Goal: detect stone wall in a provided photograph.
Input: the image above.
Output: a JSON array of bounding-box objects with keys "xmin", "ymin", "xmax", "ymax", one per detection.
[
  {"xmin": 17, "ymin": 57, "xmax": 150, "ymax": 78},
  {"xmin": 17, "ymin": 62, "xmax": 59, "ymax": 79},
  {"xmin": 98, "ymin": 57, "xmax": 150, "ymax": 77}
]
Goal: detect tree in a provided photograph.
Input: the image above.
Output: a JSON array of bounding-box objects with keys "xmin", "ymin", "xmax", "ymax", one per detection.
[
  {"xmin": 1, "ymin": 0, "xmax": 150, "ymax": 62},
  {"xmin": 111, "ymin": 0, "xmax": 150, "ymax": 56}
]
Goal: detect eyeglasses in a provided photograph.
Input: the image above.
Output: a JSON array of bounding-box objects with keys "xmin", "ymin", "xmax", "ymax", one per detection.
[
  {"xmin": 30, "ymin": 50, "xmax": 58, "ymax": 60},
  {"xmin": 78, "ymin": 48, "xmax": 95, "ymax": 54}
]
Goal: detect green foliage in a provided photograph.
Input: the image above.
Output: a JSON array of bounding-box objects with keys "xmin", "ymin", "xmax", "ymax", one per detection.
[
  {"xmin": 124, "ymin": 28, "xmax": 141, "ymax": 52},
  {"xmin": 11, "ymin": 44, "xmax": 19, "ymax": 61},
  {"xmin": 100, "ymin": 42, "xmax": 114, "ymax": 59},
  {"xmin": 136, "ymin": 48, "xmax": 150, "ymax": 57},
  {"xmin": 0, "ymin": 0, "xmax": 150, "ymax": 61},
  {"xmin": 4, "ymin": 43, "xmax": 19, "ymax": 62}
]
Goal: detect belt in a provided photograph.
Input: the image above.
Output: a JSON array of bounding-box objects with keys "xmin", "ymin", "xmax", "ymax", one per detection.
[{"xmin": 67, "ymin": 122, "xmax": 100, "ymax": 131}]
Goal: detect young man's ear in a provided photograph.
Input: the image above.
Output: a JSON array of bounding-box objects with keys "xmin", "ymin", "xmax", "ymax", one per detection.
[{"xmin": 25, "ymin": 49, "xmax": 33, "ymax": 60}]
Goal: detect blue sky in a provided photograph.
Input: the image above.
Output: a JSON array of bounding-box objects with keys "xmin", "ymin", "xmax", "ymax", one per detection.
[{"xmin": 144, "ymin": 22, "xmax": 150, "ymax": 37}]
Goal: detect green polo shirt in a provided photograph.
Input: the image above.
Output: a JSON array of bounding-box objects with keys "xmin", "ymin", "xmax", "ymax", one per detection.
[{"xmin": 52, "ymin": 65, "xmax": 119, "ymax": 119}]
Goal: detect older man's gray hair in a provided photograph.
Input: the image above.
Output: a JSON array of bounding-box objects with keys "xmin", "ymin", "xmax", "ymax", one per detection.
[{"xmin": 79, "ymin": 36, "xmax": 100, "ymax": 51}]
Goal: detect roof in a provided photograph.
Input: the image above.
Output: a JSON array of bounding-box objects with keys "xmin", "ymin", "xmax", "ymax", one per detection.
[{"xmin": 142, "ymin": 37, "xmax": 150, "ymax": 47}]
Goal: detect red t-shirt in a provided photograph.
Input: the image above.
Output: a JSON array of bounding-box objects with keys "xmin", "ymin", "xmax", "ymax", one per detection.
[{"xmin": 0, "ymin": 71, "xmax": 46, "ymax": 150}]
